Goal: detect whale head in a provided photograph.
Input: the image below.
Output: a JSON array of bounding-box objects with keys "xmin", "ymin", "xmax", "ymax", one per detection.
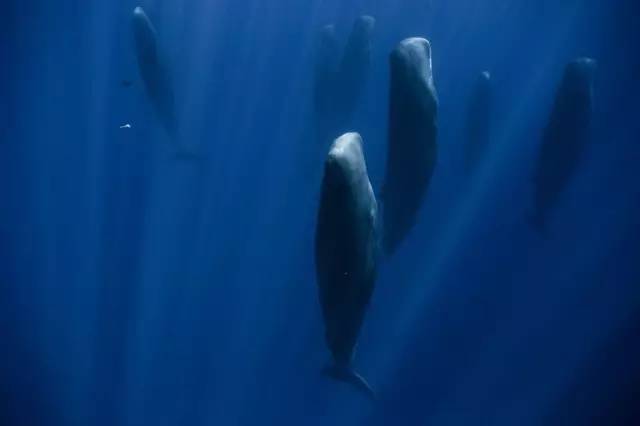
[
  {"xmin": 391, "ymin": 37, "xmax": 433, "ymax": 83},
  {"xmin": 132, "ymin": 6, "xmax": 153, "ymax": 29},
  {"xmin": 352, "ymin": 15, "xmax": 376, "ymax": 40},
  {"xmin": 325, "ymin": 132, "xmax": 366, "ymax": 188},
  {"xmin": 317, "ymin": 24, "xmax": 339, "ymax": 59},
  {"xmin": 477, "ymin": 70, "xmax": 492, "ymax": 95},
  {"xmin": 564, "ymin": 57, "xmax": 596, "ymax": 96},
  {"xmin": 132, "ymin": 6, "xmax": 158, "ymax": 63},
  {"xmin": 390, "ymin": 37, "xmax": 438, "ymax": 114}
]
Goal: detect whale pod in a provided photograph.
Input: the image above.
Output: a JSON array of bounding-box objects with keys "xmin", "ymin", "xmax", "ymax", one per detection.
[
  {"xmin": 131, "ymin": 6, "xmax": 176, "ymax": 137},
  {"xmin": 382, "ymin": 37, "xmax": 439, "ymax": 255},
  {"xmin": 531, "ymin": 57, "xmax": 596, "ymax": 231},
  {"xmin": 315, "ymin": 132, "xmax": 378, "ymax": 400}
]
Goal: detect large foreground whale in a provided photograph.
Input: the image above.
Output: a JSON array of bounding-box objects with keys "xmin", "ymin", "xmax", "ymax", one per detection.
[
  {"xmin": 531, "ymin": 57, "xmax": 596, "ymax": 231},
  {"xmin": 465, "ymin": 71, "xmax": 492, "ymax": 174},
  {"xmin": 132, "ymin": 6, "xmax": 176, "ymax": 137},
  {"xmin": 315, "ymin": 132, "xmax": 378, "ymax": 400},
  {"xmin": 313, "ymin": 16, "xmax": 375, "ymax": 144},
  {"xmin": 382, "ymin": 38, "xmax": 439, "ymax": 255}
]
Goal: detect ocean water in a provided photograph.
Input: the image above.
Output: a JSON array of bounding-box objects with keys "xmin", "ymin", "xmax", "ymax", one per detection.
[{"xmin": 1, "ymin": 1, "xmax": 639, "ymax": 425}]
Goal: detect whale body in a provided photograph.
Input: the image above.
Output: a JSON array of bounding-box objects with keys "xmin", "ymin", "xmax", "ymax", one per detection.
[
  {"xmin": 531, "ymin": 57, "xmax": 596, "ymax": 230},
  {"xmin": 465, "ymin": 71, "xmax": 492, "ymax": 174},
  {"xmin": 131, "ymin": 6, "xmax": 176, "ymax": 137},
  {"xmin": 313, "ymin": 24, "xmax": 341, "ymax": 141},
  {"xmin": 315, "ymin": 132, "xmax": 378, "ymax": 399},
  {"xmin": 334, "ymin": 16, "xmax": 375, "ymax": 128},
  {"xmin": 382, "ymin": 37, "xmax": 439, "ymax": 255},
  {"xmin": 313, "ymin": 16, "xmax": 375, "ymax": 144}
]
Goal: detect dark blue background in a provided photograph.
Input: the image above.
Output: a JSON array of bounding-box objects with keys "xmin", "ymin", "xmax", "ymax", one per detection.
[{"xmin": 1, "ymin": 1, "xmax": 639, "ymax": 425}]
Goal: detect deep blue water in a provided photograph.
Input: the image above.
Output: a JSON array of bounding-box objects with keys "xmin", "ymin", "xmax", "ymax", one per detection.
[{"xmin": 2, "ymin": 1, "xmax": 639, "ymax": 425}]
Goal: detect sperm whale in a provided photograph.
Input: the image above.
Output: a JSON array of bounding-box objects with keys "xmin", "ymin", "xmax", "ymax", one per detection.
[
  {"xmin": 382, "ymin": 37, "xmax": 439, "ymax": 255},
  {"xmin": 315, "ymin": 132, "xmax": 378, "ymax": 400},
  {"xmin": 531, "ymin": 57, "xmax": 596, "ymax": 231},
  {"xmin": 131, "ymin": 6, "xmax": 176, "ymax": 137}
]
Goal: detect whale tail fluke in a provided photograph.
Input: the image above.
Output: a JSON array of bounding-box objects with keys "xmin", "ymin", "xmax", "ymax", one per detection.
[{"xmin": 322, "ymin": 363, "xmax": 376, "ymax": 401}]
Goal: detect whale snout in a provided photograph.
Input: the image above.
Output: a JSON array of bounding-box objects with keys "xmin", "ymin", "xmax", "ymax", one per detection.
[
  {"xmin": 578, "ymin": 57, "xmax": 597, "ymax": 69},
  {"xmin": 390, "ymin": 38, "xmax": 433, "ymax": 84},
  {"xmin": 354, "ymin": 15, "xmax": 376, "ymax": 36},
  {"xmin": 574, "ymin": 57, "xmax": 597, "ymax": 79},
  {"xmin": 565, "ymin": 57, "xmax": 597, "ymax": 92},
  {"xmin": 132, "ymin": 6, "xmax": 151, "ymax": 26},
  {"xmin": 324, "ymin": 133, "xmax": 364, "ymax": 185}
]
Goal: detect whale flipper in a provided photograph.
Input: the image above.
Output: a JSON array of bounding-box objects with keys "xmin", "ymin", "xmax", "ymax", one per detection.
[{"xmin": 322, "ymin": 363, "xmax": 375, "ymax": 401}]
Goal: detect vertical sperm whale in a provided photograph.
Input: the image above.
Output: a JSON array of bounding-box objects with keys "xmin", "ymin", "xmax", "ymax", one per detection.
[
  {"xmin": 465, "ymin": 71, "xmax": 492, "ymax": 174},
  {"xmin": 334, "ymin": 15, "xmax": 376, "ymax": 128},
  {"xmin": 382, "ymin": 38, "xmax": 439, "ymax": 255},
  {"xmin": 315, "ymin": 132, "xmax": 378, "ymax": 400},
  {"xmin": 131, "ymin": 6, "xmax": 176, "ymax": 137},
  {"xmin": 531, "ymin": 58, "xmax": 596, "ymax": 231},
  {"xmin": 313, "ymin": 24, "xmax": 341, "ymax": 142},
  {"xmin": 312, "ymin": 16, "xmax": 376, "ymax": 145}
]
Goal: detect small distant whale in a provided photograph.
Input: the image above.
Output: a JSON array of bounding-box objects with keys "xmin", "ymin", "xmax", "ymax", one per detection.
[
  {"xmin": 315, "ymin": 132, "xmax": 378, "ymax": 400},
  {"xmin": 313, "ymin": 16, "xmax": 376, "ymax": 144},
  {"xmin": 381, "ymin": 38, "xmax": 439, "ymax": 255},
  {"xmin": 334, "ymin": 16, "xmax": 375, "ymax": 128},
  {"xmin": 531, "ymin": 57, "xmax": 596, "ymax": 231},
  {"xmin": 313, "ymin": 24, "xmax": 341, "ymax": 140},
  {"xmin": 131, "ymin": 6, "xmax": 176, "ymax": 137},
  {"xmin": 464, "ymin": 71, "xmax": 491, "ymax": 174}
]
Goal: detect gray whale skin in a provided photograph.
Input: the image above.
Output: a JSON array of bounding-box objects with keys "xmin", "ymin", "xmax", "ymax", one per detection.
[
  {"xmin": 315, "ymin": 132, "xmax": 378, "ymax": 400},
  {"xmin": 382, "ymin": 37, "xmax": 439, "ymax": 255}
]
